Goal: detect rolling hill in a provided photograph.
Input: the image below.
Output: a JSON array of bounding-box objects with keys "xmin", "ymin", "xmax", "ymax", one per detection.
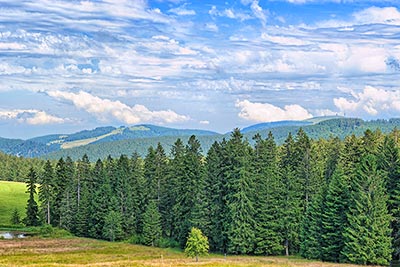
[{"xmin": 1, "ymin": 117, "xmax": 400, "ymax": 160}]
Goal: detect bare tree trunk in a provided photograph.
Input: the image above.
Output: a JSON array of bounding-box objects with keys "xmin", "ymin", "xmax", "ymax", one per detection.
[
  {"xmin": 285, "ymin": 239, "xmax": 289, "ymax": 256},
  {"xmin": 47, "ymin": 201, "xmax": 50, "ymax": 225}
]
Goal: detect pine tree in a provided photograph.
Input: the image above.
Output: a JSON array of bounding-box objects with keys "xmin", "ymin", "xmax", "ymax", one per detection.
[
  {"xmin": 39, "ymin": 160, "xmax": 54, "ymax": 225},
  {"xmin": 342, "ymin": 154, "xmax": 392, "ymax": 265},
  {"xmin": 320, "ymin": 166, "xmax": 349, "ymax": 262},
  {"xmin": 378, "ymin": 134, "xmax": 400, "ymax": 259},
  {"xmin": 25, "ymin": 167, "xmax": 40, "ymax": 226},
  {"xmin": 103, "ymin": 211, "xmax": 123, "ymax": 241},
  {"xmin": 252, "ymin": 132, "xmax": 283, "ymax": 255},
  {"xmin": 279, "ymin": 133, "xmax": 302, "ymax": 256},
  {"xmin": 173, "ymin": 135, "xmax": 207, "ymax": 247},
  {"xmin": 10, "ymin": 208, "xmax": 21, "ymax": 225},
  {"xmin": 142, "ymin": 200, "xmax": 162, "ymax": 246},
  {"xmin": 300, "ymin": 192, "xmax": 323, "ymax": 259},
  {"xmin": 163, "ymin": 139, "xmax": 185, "ymax": 238},
  {"xmin": 58, "ymin": 156, "xmax": 75, "ymax": 231},
  {"xmin": 185, "ymin": 227, "xmax": 209, "ymax": 262},
  {"xmin": 204, "ymin": 140, "xmax": 229, "ymax": 253},
  {"xmin": 225, "ymin": 129, "xmax": 255, "ymax": 254}
]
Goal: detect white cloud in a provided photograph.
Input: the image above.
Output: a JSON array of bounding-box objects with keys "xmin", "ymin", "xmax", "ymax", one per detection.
[
  {"xmin": 208, "ymin": 6, "xmax": 251, "ymax": 21},
  {"xmin": 250, "ymin": 0, "xmax": 268, "ymax": 27},
  {"xmin": 235, "ymin": 99, "xmax": 313, "ymax": 122},
  {"xmin": 0, "ymin": 109, "xmax": 65, "ymax": 125},
  {"xmin": 47, "ymin": 90, "xmax": 189, "ymax": 124},
  {"xmin": 168, "ymin": 5, "xmax": 196, "ymax": 16},
  {"xmin": 261, "ymin": 33, "xmax": 310, "ymax": 46},
  {"xmin": 318, "ymin": 6, "xmax": 400, "ymax": 28},
  {"xmin": 334, "ymin": 86, "xmax": 400, "ymax": 117},
  {"xmin": 199, "ymin": 120, "xmax": 210, "ymax": 125}
]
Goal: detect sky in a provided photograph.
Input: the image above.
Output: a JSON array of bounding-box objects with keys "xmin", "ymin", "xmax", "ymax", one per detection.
[{"xmin": 1, "ymin": 0, "xmax": 400, "ymax": 139}]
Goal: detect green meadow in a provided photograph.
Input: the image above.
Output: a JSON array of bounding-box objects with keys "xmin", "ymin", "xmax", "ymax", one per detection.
[
  {"xmin": 0, "ymin": 237, "xmax": 367, "ymax": 267},
  {"xmin": 0, "ymin": 181, "xmax": 28, "ymax": 226}
]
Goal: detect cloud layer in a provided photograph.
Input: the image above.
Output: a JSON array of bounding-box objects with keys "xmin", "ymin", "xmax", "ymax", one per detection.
[
  {"xmin": 0, "ymin": 109, "xmax": 65, "ymax": 125},
  {"xmin": 0, "ymin": 0, "xmax": 400, "ymax": 136},
  {"xmin": 236, "ymin": 100, "xmax": 313, "ymax": 122},
  {"xmin": 47, "ymin": 91, "xmax": 189, "ymax": 124}
]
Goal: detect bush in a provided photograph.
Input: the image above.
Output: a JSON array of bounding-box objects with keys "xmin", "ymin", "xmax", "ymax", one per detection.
[
  {"xmin": 127, "ymin": 234, "xmax": 144, "ymax": 245},
  {"xmin": 38, "ymin": 225, "xmax": 72, "ymax": 238},
  {"xmin": 158, "ymin": 237, "xmax": 180, "ymax": 248}
]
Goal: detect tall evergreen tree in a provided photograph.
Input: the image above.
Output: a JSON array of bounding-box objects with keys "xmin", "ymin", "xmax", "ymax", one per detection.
[
  {"xmin": 204, "ymin": 140, "xmax": 229, "ymax": 253},
  {"xmin": 25, "ymin": 167, "xmax": 40, "ymax": 226},
  {"xmin": 320, "ymin": 166, "xmax": 349, "ymax": 262},
  {"xmin": 279, "ymin": 132, "xmax": 302, "ymax": 255},
  {"xmin": 379, "ymin": 134, "xmax": 400, "ymax": 259},
  {"xmin": 142, "ymin": 200, "xmax": 162, "ymax": 246},
  {"xmin": 252, "ymin": 132, "xmax": 283, "ymax": 255},
  {"xmin": 58, "ymin": 156, "xmax": 75, "ymax": 231},
  {"xmin": 163, "ymin": 139, "xmax": 185, "ymax": 238},
  {"xmin": 39, "ymin": 160, "xmax": 54, "ymax": 225},
  {"xmin": 225, "ymin": 129, "xmax": 255, "ymax": 254},
  {"xmin": 342, "ymin": 154, "xmax": 392, "ymax": 265}
]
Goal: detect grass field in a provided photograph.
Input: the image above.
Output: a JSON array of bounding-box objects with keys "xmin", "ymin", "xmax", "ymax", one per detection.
[
  {"xmin": 0, "ymin": 181, "xmax": 28, "ymax": 226},
  {"xmin": 0, "ymin": 237, "xmax": 371, "ymax": 267}
]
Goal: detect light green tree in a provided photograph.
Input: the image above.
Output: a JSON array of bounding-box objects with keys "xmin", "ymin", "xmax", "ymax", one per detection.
[{"xmin": 185, "ymin": 227, "xmax": 209, "ymax": 262}]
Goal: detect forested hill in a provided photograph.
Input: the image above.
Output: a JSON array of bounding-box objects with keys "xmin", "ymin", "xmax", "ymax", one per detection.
[
  {"xmin": 46, "ymin": 117, "xmax": 400, "ymax": 160},
  {"xmin": 1, "ymin": 117, "xmax": 400, "ymax": 160},
  {"xmin": 0, "ymin": 124, "xmax": 218, "ymax": 158}
]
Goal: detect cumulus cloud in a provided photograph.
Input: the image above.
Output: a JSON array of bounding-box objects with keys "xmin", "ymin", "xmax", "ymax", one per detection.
[
  {"xmin": 334, "ymin": 86, "xmax": 400, "ymax": 117},
  {"xmin": 0, "ymin": 109, "xmax": 65, "ymax": 125},
  {"xmin": 47, "ymin": 90, "xmax": 189, "ymax": 124},
  {"xmin": 168, "ymin": 5, "xmax": 196, "ymax": 16},
  {"xmin": 235, "ymin": 100, "xmax": 313, "ymax": 122},
  {"xmin": 209, "ymin": 6, "xmax": 251, "ymax": 21},
  {"xmin": 318, "ymin": 6, "xmax": 400, "ymax": 28},
  {"xmin": 199, "ymin": 120, "xmax": 210, "ymax": 125}
]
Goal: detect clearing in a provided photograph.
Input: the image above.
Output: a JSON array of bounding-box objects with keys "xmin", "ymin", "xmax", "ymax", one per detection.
[{"xmin": 0, "ymin": 237, "xmax": 372, "ymax": 267}]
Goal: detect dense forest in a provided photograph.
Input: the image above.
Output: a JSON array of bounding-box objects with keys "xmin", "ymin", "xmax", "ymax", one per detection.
[{"xmin": 9, "ymin": 127, "xmax": 400, "ymax": 265}]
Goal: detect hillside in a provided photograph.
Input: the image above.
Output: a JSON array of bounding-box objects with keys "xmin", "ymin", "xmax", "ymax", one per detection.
[
  {"xmin": 45, "ymin": 117, "xmax": 400, "ymax": 160},
  {"xmin": 0, "ymin": 125, "xmax": 219, "ymax": 158},
  {"xmin": 2, "ymin": 117, "xmax": 400, "ymax": 160},
  {"xmin": 0, "ymin": 181, "xmax": 28, "ymax": 226}
]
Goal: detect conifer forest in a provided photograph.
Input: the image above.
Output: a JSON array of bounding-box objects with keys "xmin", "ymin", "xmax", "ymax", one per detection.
[{"xmin": 19, "ymin": 128, "xmax": 400, "ymax": 266}]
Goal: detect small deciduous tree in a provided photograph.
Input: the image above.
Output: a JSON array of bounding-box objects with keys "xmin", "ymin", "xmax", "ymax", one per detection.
[{"xmin": 185, "ymin": 227, "xmax": 209, "ymax": 262}]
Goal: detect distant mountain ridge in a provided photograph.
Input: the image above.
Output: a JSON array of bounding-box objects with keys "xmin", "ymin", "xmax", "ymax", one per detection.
[{"xmin": 1, "ymin": 117, "xmax": 400, "ymax": 160}]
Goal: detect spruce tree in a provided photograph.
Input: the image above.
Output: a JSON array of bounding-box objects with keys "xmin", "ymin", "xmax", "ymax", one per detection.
[
  {"xmin": 10, "ymin": 208, "xmax": 21, "ymax": 225},
  {"xmin": 25, "ymin": 167, "xmax": 40, "ymax": 226},
  {"xmin": 252, "ymin": 132, "xmax": 283, "ymax": 255},
  {"xmin": 342, "ymin": 154, "xmax": 392, "ymax": 265},
  {"xmin": 174, "ymin": 135, "xmax": 207, "ymax": 247},
  {"xmin": 204, "ymin": 140, "xmax": 229, "ymax": 253},
  {"xmin": 103, "ymin": 210, "xmax": 123, "ymax": 241},
  {"xmin": 320, "ymin": 166, "xmax": 349, "ymax": 262},
  {"xmin": 279, "ymin": 133, "xmax": 302, "ymax": 255},
  {"xmin": 39, "ymin": 160, "xmax": 54, "ymax": 225},
  {"xmin": 225, "ymin": 129, "xmax": 255, "ymax": 254},
  {"xmin": 142, "ymin": 200, "xmax": 162, "ymax": 246}
]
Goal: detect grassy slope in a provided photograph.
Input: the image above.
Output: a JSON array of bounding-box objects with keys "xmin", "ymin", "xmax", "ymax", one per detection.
[
  {"xmin": 0, "ymin": 237, "xmax": 368, "ymax": 267},
  {"xmin": 0, "ymin": 181, "xmax": 28, "ymax": 225}
]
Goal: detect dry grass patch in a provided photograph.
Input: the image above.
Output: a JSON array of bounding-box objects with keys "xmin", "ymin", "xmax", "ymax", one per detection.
[{"xmin": 0, "ymin": 237, "xmax": 382, "ymax": 267}]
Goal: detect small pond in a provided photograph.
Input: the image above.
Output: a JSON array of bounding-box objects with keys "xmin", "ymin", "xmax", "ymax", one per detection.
[{"xmin": 0, "ymin": 232, "xmax": 26, "ymax": 239}]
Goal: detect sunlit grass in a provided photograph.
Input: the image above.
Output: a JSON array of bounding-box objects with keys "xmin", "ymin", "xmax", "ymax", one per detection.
[
  {"xmin": 0, "ymin": 181, "xmax": 28, "ymax": 226},
  {"xmin": 0, "ymin": 237, "xmax": 374, "ymax": 267}
]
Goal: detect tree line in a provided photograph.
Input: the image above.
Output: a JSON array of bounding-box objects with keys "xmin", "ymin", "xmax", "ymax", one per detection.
[{"xmin": 21, "ymin": 128, "xmax": 400, "ymax": 265}]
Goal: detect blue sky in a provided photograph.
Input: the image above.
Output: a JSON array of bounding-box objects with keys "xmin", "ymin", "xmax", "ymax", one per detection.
[{"xmin": 1, "ymin": 0, "xmax": 400, "ymax": 138}]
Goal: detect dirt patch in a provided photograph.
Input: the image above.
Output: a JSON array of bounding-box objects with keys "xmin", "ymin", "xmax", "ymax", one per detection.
[{"xmin": 0, "ymin": 238, "xmax": 93, "ymax": 255}]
